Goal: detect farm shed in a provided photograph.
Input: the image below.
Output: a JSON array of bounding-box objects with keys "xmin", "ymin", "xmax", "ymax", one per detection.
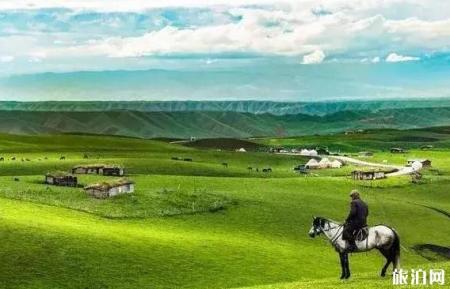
[
  {"xmin": 351, "ymin": 170, "xmax": 385, "ymax": 180},
  {"xmin": 305, "ymin": 159, "xmax": 319, "ymax": 169},
  {"xmin": 45, "ymin": 172, "xmax": 78, "ymax": 187},
  {"xmin": 72, "ymin": 164, "xmax": 124, "ymax": 176},
  {"xmin": 407, "ymin": 159, "xmax": 431, "ymax": 167},
  {"xmin": 84, "ymin": 179, "xmax": 134, "ymax": 198}
]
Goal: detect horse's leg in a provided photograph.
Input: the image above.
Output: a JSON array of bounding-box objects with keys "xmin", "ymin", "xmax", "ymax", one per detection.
[
  {"xmin": 343, "ymin": 253, "xmax": 351, "ymax": 279},
  {"xmin": 378, "ymin": 248, "xmax": 392, "ymax": 277},
  {"xmin": 339, "ymin": 253, "xmax": 346, "ymax": 279}
]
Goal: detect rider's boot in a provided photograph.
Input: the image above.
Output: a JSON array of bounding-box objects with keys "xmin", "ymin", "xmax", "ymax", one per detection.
[{"xmin": 347, "ymin": 239, "xmax": 357, "ymax": 252}]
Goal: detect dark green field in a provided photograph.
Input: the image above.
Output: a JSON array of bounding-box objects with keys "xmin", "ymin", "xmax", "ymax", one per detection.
[{"xmin": 0, "ymin": 129, "xmax": 448, "ymax": 289}]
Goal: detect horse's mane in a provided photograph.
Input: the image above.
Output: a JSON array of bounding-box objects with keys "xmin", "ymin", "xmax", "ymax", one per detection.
[{"xmin": 321, "ymin": 217, "xmax": 342, "ymax": 225}]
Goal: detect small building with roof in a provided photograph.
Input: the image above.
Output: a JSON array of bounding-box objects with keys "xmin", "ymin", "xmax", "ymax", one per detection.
[
  {"xmin": 351, "ymin": 170, "xmax": 386, "ymax": 180},
  {"xmin": 407, "ymin": 159, "xmax": 431, "ymax": 167},
  {"xmin": 84, "ymin": 178, "xmax": 134, "ymax": 198},
  {"xmin": 72, "ymin": 164, "xmax": 124, "ymax": 176},
  {"xmin": 45, "ymin": 171, "xmax": 78, "ymax": 187}
]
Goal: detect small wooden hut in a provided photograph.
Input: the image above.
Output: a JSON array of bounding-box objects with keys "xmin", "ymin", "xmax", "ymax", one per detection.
[
  {"xmin": 351, "ymin": 170, "xmax": 385, "ymax": 180},
  {"xmin": 45, "ymin": 172, "xmax": 78, "ymax": 187},
  {"xmin": 84, "ymin": 178, "xmax": 134, "ymax": 198},
  {"xmin": 72, "ymin": 164, "xmax": 124, "ymax": 176}
]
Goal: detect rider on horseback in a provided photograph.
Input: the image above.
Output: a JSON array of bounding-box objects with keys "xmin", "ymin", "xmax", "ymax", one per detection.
[{"xmin": 343, "ymin": 190, "xmax": 369, "ymax": 252}]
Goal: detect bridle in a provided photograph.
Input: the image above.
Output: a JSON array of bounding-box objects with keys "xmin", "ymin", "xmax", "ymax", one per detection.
[{"xmin": 315, "ymin": 219, "xmax": 344, "ymax": 246}]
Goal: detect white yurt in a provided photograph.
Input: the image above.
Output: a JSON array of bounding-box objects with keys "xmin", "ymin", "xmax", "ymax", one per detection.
[
  {"xmin": 309, "ymin": 149, "xmax": 318, "ymax": 156},
  {"xmin": 300, "ymin": 149, "xmax": 310, "ymax": 156},
  {"xmin": 318, "ymin": 158, "xmax": 331, "ymax": 168},
  {"xmin": 305, "ymin": 159, "xmax": 319, "ymax": 169},
  {"xmin": 331, "ymin": 160, "xmax": 342, "ymax": 168}
]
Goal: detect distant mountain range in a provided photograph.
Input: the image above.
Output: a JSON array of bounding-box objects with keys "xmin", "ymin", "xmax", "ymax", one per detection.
[
  {"xmin": 0, "ymin": 106, "xmax": 448, "ymax": 138},
  {"xmin": 0, "ymin": 99, "xmax": 449, "ymax": 116}
]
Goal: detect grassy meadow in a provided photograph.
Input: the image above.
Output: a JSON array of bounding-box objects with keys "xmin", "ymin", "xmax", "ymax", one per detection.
[{"xmin": 0, "ymin": 130, "xmax": 448, "ymax": 289}]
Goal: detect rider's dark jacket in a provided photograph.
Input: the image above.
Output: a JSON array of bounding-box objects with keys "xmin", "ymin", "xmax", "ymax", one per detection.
[{"xmin": 345, "ymin": 198, "xmax": 369, "ymax": 227}]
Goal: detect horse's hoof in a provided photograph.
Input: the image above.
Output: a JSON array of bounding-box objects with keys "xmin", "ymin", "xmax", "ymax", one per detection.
[
  {"xmin": 381, "ymin": 272, "xmax": 386, "ymax": 277},
  {"xmin": 345, "ymin": 274, "xmax": 351, "ymax": 279},
  {"xmin": 340, "ymin": 275, "xmax": 345, "ymax": 280}
]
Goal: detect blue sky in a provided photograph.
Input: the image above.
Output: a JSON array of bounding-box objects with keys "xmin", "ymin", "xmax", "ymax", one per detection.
[{"xmin": 0, "ymin": 0, "xmax": 449, "ymax": 101}]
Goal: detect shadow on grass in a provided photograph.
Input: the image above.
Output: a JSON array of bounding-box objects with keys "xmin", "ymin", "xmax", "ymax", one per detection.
[{"xmin": 412, "ymin": 244, "xmax": 450, "ymax": 261}]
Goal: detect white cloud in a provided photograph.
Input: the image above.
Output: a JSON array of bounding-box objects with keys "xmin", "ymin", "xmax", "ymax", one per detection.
[
  {"xmin": 0, "ymin": 0, "xmax": 450, "ymax": 72},
  {"xmin": 385, "ymin": 52, "xmax": 420, "ymax": 62},
  {"xmin": 302, "ymin": 50, "xmax": 325, "ymax": 64},
  {"xmin": 0, "ymin": 55, "xmax": 14, "ymax": 63}
]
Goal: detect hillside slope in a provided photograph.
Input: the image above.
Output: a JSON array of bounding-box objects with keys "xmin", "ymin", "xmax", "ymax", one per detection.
[{"xmin": 0, "ymin": 107, "xmax": 448, "ymax": 138}]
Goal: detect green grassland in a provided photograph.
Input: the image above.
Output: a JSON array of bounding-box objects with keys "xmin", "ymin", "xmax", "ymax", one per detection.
[{"xmin": 0, "ymin": 130, "xmax": 448, "ymax": 289}]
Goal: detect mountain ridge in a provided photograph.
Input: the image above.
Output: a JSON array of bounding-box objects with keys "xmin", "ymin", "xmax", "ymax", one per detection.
[
  {"xmin": 0, "ymin": 107, "xmax": 448, "ymax": 138},
  {"xmin": 0, "ymin": 99, "xmax": 449, "ymax": 116}
]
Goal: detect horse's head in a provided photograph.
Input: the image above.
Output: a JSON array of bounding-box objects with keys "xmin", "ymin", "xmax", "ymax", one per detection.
[{"xmin": 308, "ymin": 216, "xmax": 326, "ymax": 238}]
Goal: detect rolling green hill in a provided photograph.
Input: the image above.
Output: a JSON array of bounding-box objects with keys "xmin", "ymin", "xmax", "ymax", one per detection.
[
  {"xmin": 0, "ymin": 107, "xmax": 449, "ymax": 138},
  {"xmin": 0, "ymin": 132, "xmax": 448, "ymax": 289}
]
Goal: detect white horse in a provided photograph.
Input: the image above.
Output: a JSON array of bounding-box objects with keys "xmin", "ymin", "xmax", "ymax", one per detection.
[{"xmin": 308, "ymin": 217, "xmax": 400, "ymax": 279}]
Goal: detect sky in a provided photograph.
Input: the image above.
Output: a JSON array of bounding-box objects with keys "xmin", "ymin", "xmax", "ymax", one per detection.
[{"xmin": 0, "ymin": 0, "xmax": 449, "ymax": 101}]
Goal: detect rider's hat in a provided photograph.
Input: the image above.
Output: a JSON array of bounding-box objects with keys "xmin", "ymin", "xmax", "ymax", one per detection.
[{"xmin": 350, "ymin": 189, "xmax": 360, "ymax": 199}]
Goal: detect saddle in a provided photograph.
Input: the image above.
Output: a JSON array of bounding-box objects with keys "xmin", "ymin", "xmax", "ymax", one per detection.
[{"xmin": 353, "ymin": 226, "xmax": 369, "ymax": 242}]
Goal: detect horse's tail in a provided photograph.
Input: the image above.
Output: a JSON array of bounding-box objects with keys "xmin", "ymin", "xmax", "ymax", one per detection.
[{"xmin": 390, "ymin": 228, "xmax": 400, "ymax": 269}]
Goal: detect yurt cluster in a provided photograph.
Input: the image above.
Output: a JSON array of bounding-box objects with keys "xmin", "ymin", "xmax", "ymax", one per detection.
[
  {"xmin": 45, "ymin": 164, "xmax": 134, "ymax": 198},
  {"xmin": 305, "ymin": 158, "xmax": 343, "ymax": 169}
]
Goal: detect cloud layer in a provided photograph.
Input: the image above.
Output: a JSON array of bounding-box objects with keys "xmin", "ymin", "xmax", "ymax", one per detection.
[{"xmin": 0, "ymin": 0, "xmax": 449, "ymax": 75}]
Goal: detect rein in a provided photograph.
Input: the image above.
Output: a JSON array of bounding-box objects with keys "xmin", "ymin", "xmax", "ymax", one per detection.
[{"xmin": 320, "ymin": 221, "xmax": 344, "ymax": 246}]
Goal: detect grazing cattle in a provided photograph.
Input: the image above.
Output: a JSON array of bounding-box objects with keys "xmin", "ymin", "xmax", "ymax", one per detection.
[
  {"xmin": 222, "ymin": 162, "xmax": 228, "ymax": 168},
  {"xmin": 256, "ymin": 168, "xmax": 259, "ymax": 172},
  {"xmin": 25, "ymin": 158, "xmax": 31, "ymax": 161},
  {"xmin": 60, "ymin": 156, "xmax": 66, "ymax": 160},
  {"xmin": 13, "ymin": 177, "xmax": 19, "ymax": 182},
  {"xmin": 247, "ymin": 166, "xmax": 253, "ymax": 171},
  {"xmin": 262, "ymin": 168, "xmax": 272, "ymax": 173},
  {"xmin": 0, "ymin": 157, "xmax": 4, "ymax": 161},
  {"xmin": 83, "ymin": 154, "xmax": 89, "ymax": 159},
  {"xmin": 11, "ymin": 157, "xmax": 16, "ymax": 161},
  {"xmin": 44, "ymin": 157, "xmax": 48, "ymax": 160},
  {"xmin": 171, "ymin": 157, "xmax": 180, "ymax": 161},
  {"xmin": 184, "ymin": 158, "xmax": 193, "ymax": 162}
]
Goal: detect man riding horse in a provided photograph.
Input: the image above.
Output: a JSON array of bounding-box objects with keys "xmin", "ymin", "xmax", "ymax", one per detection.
[{"xmin": 343, "ymin": 190, "xmax": 369, "ymax": 252}]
